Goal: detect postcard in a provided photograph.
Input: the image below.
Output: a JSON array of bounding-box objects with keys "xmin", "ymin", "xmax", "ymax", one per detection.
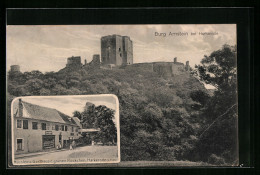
[{"xmin": 7, "ymin": 24, "xmax": 238, "ymax": 167}]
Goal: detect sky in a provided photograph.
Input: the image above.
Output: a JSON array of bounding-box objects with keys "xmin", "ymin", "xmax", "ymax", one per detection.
[
  {"xmin": 6, "ymin": 25, "xmax": 236, "ymax": 73},
  {"xmin": 12, "ymin": 95, "xmax": 118, "ymax": 117}
]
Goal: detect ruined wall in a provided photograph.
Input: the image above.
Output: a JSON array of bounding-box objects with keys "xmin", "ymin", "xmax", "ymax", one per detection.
[
  {"xmin": 66, "ymin": 56, "xmax": 82, "ymax": 67},
  {"xmin": 126, "ymin": 61, "xmax": 188, "ymax": 77},
  {"xmin": 153, "ymin": 62, "xmax": 174, "ymax": 77},
  {"xmin": 89, "ymin": 54, "xmax": 100, "ymax": 66},
  {"xmin": 172, "ymin": 64, "xmax": 185, "ymax": 75},
  {"xmin": 126, "ymin": 63, "xmax": 154, "ymax": 72}
]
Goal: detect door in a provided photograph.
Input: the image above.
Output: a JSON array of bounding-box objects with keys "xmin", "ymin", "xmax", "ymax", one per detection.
[{"xmin": 42, "ymin": 135, "xmax": 55, "ymax": 149}]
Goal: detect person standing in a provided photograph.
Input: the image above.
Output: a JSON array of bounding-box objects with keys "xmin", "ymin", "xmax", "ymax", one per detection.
[
  {"xmin": 70, "ymin": 141, "xmax": 72, "ymax": 150},
  {"xmin": 72, "ymin": 140, "xmax": 76, "ymax": 150}
]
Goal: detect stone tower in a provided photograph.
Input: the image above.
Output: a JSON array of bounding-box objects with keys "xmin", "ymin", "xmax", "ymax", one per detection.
[
  {"xmin": 174, "ymin": 57, "xmax": 177, "ymax": 63},
  {"xmin": 101, "ymin": 35, "xmax": 133, "ymax": 66},
  {"xmin": 10, "ymin": 65, "xmax": 20, "ymax": 72},
  {"xmin": 185, "ymin": 61, "xmax": 190, "ymax": 71}
]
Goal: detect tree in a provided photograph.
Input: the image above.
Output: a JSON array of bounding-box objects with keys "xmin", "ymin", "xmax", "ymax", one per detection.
[
  {"xmin": 73, "ymin": 111, "xmax": 82, "ymax": 120},
  {"xmin": 191, "ymin": 44, "xmax": 238, "ymax": 164},
  {"xmin": 190, "ymin": 90, "xmax": 210, "ymax": 106},
  {"xmin": 95, "ymin": 105, "xmax": 117, "ymax": 144},
  {"xmin": 24, "ymin": 79, "xmax": 44, "ymax": 95},
  {"xmin": 197, "ymin": 45, "xmax": 237, "ymax": 117},
  {"xmin": 81, "ymin": 103, "xmax": 97, "ymax": 128},
  {"xmin": 73, "ymin": 103, "xmax": 117, "ymax": 145}
]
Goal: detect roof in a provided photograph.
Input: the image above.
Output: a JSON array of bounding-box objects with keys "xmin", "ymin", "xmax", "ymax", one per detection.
[
  {"xmin": 72, "ymin": 117, "xmax": 82, "ymax": 127},
  {"xmin": 81, "ymin": 128, "xmax": 100, "ymax": 133},
  {"xmin": 21, "ymin": 101, "xmax": 77, "ymax": 126}
]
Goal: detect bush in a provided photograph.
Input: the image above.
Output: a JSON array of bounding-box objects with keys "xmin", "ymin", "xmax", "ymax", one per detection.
[{"xmin": 208, "ymin": 154, "xmax": 225, "ymax": 165}]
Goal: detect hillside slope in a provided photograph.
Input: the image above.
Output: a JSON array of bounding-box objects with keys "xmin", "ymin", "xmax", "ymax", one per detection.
[{"xmin": 8, "ymin": 63, "xmax": 208, "ymax": 161}]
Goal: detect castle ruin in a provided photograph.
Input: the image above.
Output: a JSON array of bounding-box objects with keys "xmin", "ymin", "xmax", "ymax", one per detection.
[
  {"xmin": 101, "ymin": 35, "xmax": 133, "ymax": 66},
  {"xmin": 10, "ymin": 65, "xmax": 21, "ymax": 72},
  {"xmin": 10, "ymin": 34, "xmax": 191, "ymax": 76},
  {"xmin": 66, "ymin": 56, "xmax": 82, "ymax": 68},
  {"xmin": 88, "ymin": 54, "xmax": 101, "ymax": 66},
  {"xmin": 126, "ymin": 57, "xmax": 191, "ymax": 77}
]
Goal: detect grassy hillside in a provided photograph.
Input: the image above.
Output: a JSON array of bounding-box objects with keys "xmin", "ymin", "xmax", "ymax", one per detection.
[{"xmin": 7, "ymin": 63, "xmax": 209, "ymax": 161}]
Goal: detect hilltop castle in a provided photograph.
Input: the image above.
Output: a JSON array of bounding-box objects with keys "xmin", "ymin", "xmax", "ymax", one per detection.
[{"xmin": 10, "ymin": 34, "xmax": 191, "ymax": 76}]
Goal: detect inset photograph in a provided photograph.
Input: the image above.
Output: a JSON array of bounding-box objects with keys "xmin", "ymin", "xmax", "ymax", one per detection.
[{"xmin": 11, "ymin": 95, "xmax": 120, "ymax": 165}]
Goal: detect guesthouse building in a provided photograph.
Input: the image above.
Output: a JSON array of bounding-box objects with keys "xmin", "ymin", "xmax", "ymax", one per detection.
[{"xmin": 13, "ymin": 99, "xmax": 82, "ymax": 155}]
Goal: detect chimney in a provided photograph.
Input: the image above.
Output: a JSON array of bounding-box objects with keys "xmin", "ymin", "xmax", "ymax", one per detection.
[
  {"xmin": 18, "ymin": 99, "xmax": 23, "ymax": 117},
  {"xmin": 186, "ymin": 61, "xmax": 189, "ymax": 66},
  {"xmin": 174, "ymin": 57, "xmax": 177, "ymax": 63},
  {"xmin": 84, "ymin": 59, "xmax": 87, "ymax": 65}
]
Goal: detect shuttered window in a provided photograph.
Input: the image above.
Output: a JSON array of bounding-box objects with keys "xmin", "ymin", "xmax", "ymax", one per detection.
[
  {"xmin": 17, "ymin": 120, "xmax": 22, "ymax": 128},
  {"xmin": 41, "ymin": 123, "xmax": 46, "ymax": 130},
  {"xmin": 23, "ymin": 120, "xmax": 28, "ymax": 129},
  {"xmin": 32, "ymin": 122, "xmax": 38, "ymax": 130}
]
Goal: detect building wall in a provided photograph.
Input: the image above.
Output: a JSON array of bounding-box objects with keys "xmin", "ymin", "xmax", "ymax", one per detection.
[
  {"xmin": 13, "ymin": 117, "xmax": 80, "ymax": 154},
  {"xmin": 125, "ymin": 62, "xmax": 187, "ymax": 76},
  {"xmin": 101, "ymin": 36, "xmax": 117, "ymax": 65},
  {"xmin": 122, "ymin": 36, "xmax": 133, "ymax": 65},
  {"xmin": 115, "ymin": 35, "xmax": 123, "ymax": 65},
  {"xmin": 125, "ymin": 63, "xmax": 154, "ymax": 72},
  {"xmin": 153, "ymin": 62, "xmax": 174, "ymax": 77},
  {"xmin": 171, "ymin": 64, "xmax": 185, "ymax": 75}
]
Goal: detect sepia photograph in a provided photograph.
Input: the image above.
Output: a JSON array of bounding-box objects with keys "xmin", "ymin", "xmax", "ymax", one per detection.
[
  {"xmin": 7, "ymin": 24, "xmax": 238, "ymax": 167},
  {"xmin": 11, "ymin": 95, "xmax": 120, "ymax": 165}
]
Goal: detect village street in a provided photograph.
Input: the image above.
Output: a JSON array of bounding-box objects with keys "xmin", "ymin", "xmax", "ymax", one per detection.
[{"xmin": 14, "ymin": 145, "xmax": 118, "ymax": 164}]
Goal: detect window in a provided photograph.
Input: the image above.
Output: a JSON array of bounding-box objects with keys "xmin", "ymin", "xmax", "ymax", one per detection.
[
  {"xmin": 65, "ymin": 126, "xmax": 68, "ymax": 131},
  {"xmin": 41, "ymin": 123, "xmax": 46, "ymax": 130},
  {"xmin": 17, "ymin": 139, "xmax": 23, "ymax": 151},
  {"xmin": 61, "ymin": 125, "xmax": 64, "ymax": 131},
  {"xmin": 55, "ymin": 125, "xmax": 59, "ymax": 131},
  {"xmin": 46, "ymin": 123, "xmax": 50, "ymax": 130},
  {"xmin": 119, "ymin": 48, "xmax": 121, "ymax": 51},
  {"xmin": 76, "ymin": 128, "xmax": 78, "ymax": 132},
  {"xmin": 17, "ymin": 120, "xmax": 22, "ymax": 129},
  {"xmin": 32, "ymin": 122, "xmax": 38, "ymax": 130},
  {"xmin": 23, "ymin": 120, "xmax": 28, "ymax": 129},
  {"xmin": 72, "ymin": 127, "xmax": 74, "ymax": 132},
  {"xmin": 120, "ymin": 53, "xmax": 122, "ymax": 57}
]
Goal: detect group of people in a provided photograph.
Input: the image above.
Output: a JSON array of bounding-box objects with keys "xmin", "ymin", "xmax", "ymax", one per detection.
[{"xmin": 56, "ymin": 140, "xmax": 76, "ymax": 150}]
